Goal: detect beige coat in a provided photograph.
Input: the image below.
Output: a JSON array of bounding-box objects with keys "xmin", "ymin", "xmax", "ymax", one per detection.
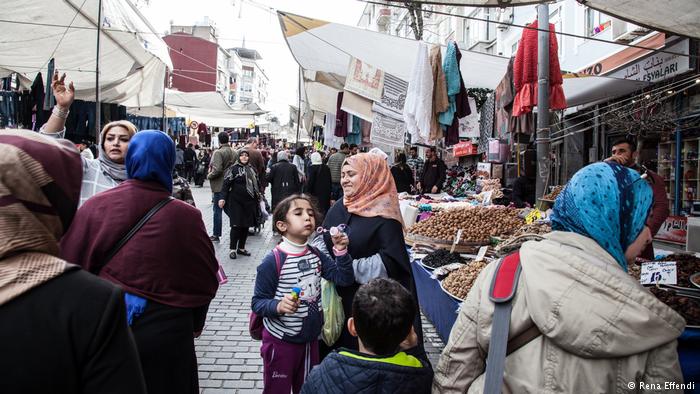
[{"xmin": 433, "ymin": 231, "xmax": 686, "ymax": 394}]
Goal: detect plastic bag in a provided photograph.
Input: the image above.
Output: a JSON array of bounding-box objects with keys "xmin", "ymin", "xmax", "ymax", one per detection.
[{"xmin": 321, "ymin": 279, "xmax": 344, "ymax": 346}]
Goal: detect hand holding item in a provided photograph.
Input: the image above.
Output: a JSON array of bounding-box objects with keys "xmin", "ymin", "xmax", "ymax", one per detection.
[
  {"xmin": 51, "ymin": 71, "xmax": 75, "ymax": 110},
  {"xmin": 331, "ymin": 232, "xmax": 349, "ymax": 251},
  {"xmin": 276, "ymin": 293, "xmax": 300, "ymax": 315},
  {"xmin": 605, "ymin": 156, "xmax": 625, "ymax": 166},
  {"xmin": 431, "ymin": 186, "xmax": 438, "ymax": 194},
  {"xmin": 218, "ymin": 199, "xmax": 225, "ymax": 209}
]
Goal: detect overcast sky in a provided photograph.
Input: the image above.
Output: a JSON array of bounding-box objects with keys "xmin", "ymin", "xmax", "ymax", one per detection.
[{"xmin": 139, "ymin": 0, "xmax": 366, "ymax": 120}]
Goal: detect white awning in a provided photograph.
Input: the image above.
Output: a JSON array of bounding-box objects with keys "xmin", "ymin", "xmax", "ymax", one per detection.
[{"xmin": 1, "ymin": 0, "xmax": 172, "ymax": 107}]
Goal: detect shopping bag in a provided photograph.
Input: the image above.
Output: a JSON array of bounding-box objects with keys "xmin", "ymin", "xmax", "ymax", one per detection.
[
  {"xmin": 320, "ymin": 279, "xmax": 344, "ymax": 347},
  {"xmin": 259, "ymin": 199, "xmax": 270, "ymax": 221}
]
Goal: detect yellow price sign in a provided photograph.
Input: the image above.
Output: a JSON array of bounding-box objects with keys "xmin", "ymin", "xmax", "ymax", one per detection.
[{"xmin": 525, "ymin": 209, "xmax": 543, "ymax": 224}]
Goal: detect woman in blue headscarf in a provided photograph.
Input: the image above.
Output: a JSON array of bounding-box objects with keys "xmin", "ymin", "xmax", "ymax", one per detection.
[
  {"xmin": 434, "ymin": 162, "xmax": 685, "ymax": 393},
  {"xmin": 61, "ymin": 130, "xmax": 219, "ymax": 394}
]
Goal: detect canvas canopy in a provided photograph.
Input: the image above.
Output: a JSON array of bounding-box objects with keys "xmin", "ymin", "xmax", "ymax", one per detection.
[
  {"xmin": 279, "ymin": 11, "xmax": 651, "ymax": 114},
  {"xmin": 1, "ymin": 0, "xmax": 172, "ymax": 107},
  {"xmin": 128, "ymin": 90, "xmax": 267, "ymax": 128},
  {"xmin": 384, "ymin": 0, "xmax": 700, "ymax": 39}
]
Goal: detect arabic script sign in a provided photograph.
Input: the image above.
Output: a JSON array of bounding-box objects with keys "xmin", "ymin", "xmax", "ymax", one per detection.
[{"xmin": 608, "ymin": 39, "xmax": 690, "ymax": 83}]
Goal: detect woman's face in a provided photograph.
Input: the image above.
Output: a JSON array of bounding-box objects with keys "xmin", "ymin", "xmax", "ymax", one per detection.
[
  {"xmin": 103, "ymin": 126, "xmax": 131, "ymax": 164},
  {"xmin": 341, "ymin": 164, "xmax": 360, "ymax": 197},
  {"xmin": 624, "ymin": 226, "xmax": 652, "ymax": 265},
  {"xmin": 240, "ymin": 153, "xmax": 250, "ymax": 165}
]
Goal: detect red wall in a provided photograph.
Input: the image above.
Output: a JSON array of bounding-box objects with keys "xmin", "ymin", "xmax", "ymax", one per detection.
[{"xmin": 164, "ymin": 33, "xmax": 217, "ymax": 92}]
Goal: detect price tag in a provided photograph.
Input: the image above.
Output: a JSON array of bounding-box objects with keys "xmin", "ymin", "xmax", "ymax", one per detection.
[
  {"xmin": 450, "ymin": 229, "xmax": 463, "ymax": 254},
  {"xmin": 640, "ymin": 261, "xmax": 677, "ymax": 285},
  {"xmin": 476, "ymin": 246, "xmax": 488, "ymax": 261},
  {"xmin": 525, "ymin": 209, "xmax": 542, "ymax": 224}
]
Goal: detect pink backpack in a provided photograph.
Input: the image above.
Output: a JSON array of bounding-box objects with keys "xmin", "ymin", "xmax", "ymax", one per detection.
[{"xmin": 248, "ymin": 248, "xmax": 282, "ymax": 340}]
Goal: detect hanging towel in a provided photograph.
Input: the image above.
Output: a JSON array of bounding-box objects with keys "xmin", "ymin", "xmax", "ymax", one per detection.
[
  {"xmin": 445, "ymin": 47, "xmax": 472, "ymax": 146},
  {"xmin": 439, "ymin": 42, "xmax": 461, "ymax": 127},
  {"xmin": 341, "ymin": 90, "xmax": 373, "ymax": 121},
  {"xmin": 430, "ymin": 45, "xmax": 449, "ymax": 142},
  {"xmin": 403, "ymin": 42, "xmax": 433, "ymax": 144},
  {"xmin": 512, "ymin": 21, "xmax": 566, "ymax": 116}
]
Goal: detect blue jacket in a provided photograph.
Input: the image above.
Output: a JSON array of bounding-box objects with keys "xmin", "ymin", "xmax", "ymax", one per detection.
[
  {"xmin": 301, "ymin": 349, "xmax": 433, "ymax": 394},
  {"xmin": 251, "ymin": 247, "xmax": 354, "ymax": 344}
]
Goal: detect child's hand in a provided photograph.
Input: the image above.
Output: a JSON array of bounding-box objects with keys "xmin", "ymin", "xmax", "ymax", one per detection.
[
  {"xmin": 399, "ymin": 326, "xmax": 418, "ymax": 350},
  {"xmin": 276, "ymin": 294, "xmax": 300, "ymax": 315},
  {"xmin": 331, "ymin": 233, "xmax": 349, "ymax": 251}
]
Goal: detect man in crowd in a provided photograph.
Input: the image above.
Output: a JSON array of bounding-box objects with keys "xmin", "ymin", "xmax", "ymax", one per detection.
[
  {"xmin": 207, "ymin": 132, "xmax": 237, "ymax": 243},
  {"xmin": 606, "ymin": 136, "xmax": 668, "ymax": 260},
  {"xmin": 184, "ymin": 143, "xmax": 197, "ymax": 182},
  {"xmin": 349, "ymin": 143, "xmax": 359, "ymax": 156},
  {"xmin": 418, "ymin": 147, "xmax": 447, "ymax": 194},
  {"xmin": 267, "ymin": 151, "xmax": 301, "ymax": 210},
  {"xmin": 175, "ymin": 144, "xmax": 185, "ymax": 175},
  {"xmin": 327, "ymin": 143, "xmax": 350, "ymax": 201},
  {"xmin": 406, "ymin": 146, "xmax": 424, "ymax": 188},
  {"xmin": 77, "ymin": 140, "xmax": 94, "ymax": 160}
]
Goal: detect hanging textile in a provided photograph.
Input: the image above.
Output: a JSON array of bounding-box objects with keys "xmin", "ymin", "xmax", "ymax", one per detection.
[
  {"xmin": 361, "ymin": 119, "xmax": 371, "ymax": 145},
  {"xmin": 341, "ymin": 90, "xmax": 373, "ymax": 121},
  {"xmin": 512, "ymin": 21, "xmax": 566, "ymax": 116},
  {"xmin": 478, "ymin": 93, "xmax": 496, "ymax": 154},
  {"xmin": 439, "ymin": 42, "xmax": 460, "ymax": 127},
  {"xmin": 371, "ymin": 111, "xmax": 406, "ymax": 148},
  {"xmin": 344, "ymin": 57, "xmax": 385, "ymax": 101},
  {"xmin": 335, "ymin": 92, "xmax": 349, "ymax": 137},
  {"xmin": 346, "ymin": 115, "xmax": 362, "ymax": 146},
  {"xmin": 324, "ymin": 113, "xmax": 344, "ymax": 149},
  {"xmin": 379, "ymin": 73, "xmax": 408, "ymax": 117},
  {"xmin": 403, "ymin": 42, "xmax": 433, "ymax": 144},
  {"xmin": 445, "ymin": 48, "xmax": 472, "ymax": 147},
  {"xmin": 430, "ymin": 45, "xmax": 449, "ymax": 142},
  {"xmin": 495, "ymin": 57, "xmax": 515, "ymax": 139},
  {"xmin": 458, "ymin": 98, "xmax": 480, "ymax": 139}
]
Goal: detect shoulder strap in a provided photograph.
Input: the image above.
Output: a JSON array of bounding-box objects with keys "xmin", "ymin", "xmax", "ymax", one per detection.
[
  {"xmin": 272, "ymin": 247, "xmax": 282, "ymax": 275},
  {"xmin": 483, "ymin": 251, "xmax": 523, "ymax": 394},
  {"xmin": 97, "ymin": 197, "xmax": 174, "ymax": 275}
]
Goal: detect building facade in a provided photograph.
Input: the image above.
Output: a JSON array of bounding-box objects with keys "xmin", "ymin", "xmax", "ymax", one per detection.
[
  {"xmin": 166, "ymin": 18, "xmax": 231, "ymax": 95},
  {"xmin": 227, "ymin": 47, "xmax": 269, "ymax": 106}
]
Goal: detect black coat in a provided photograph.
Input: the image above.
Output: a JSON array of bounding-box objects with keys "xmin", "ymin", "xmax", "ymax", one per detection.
[
  {"xmin": 511, "ymin": 175, "xmax": 536, "ymax": 208},
  {"xmin": 0, "ymin": 269, "xmax": 147, "ymax": 394},
  {"xmin": 307, "ymin": 164, "xmax": 332, "ymax": 214},
  {"xmin": 391, "ymin": 164, "xmax": 414, "ymax": 194},
  {"xmin": 301, "ymin": 350, "xmax": 433, "ymax": 394},
  {"xmin": 321, "ymin": 202, "xmax": 425, "ymax": 357},
  {"xmin": 221, "ymin": 164, "xmax": 259, "ymax": 227},
  {"xmin": 266, "ymin": 160, "xmax": 301, "ymax": 209},
  {"xmin": 420, "ymin": 159, "xmax": 447, "ymax": 192}
]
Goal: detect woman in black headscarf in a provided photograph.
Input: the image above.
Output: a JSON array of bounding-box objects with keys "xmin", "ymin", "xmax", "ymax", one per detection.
[{"xmin": 219, "ymin": 150, "xmax": 260, "ymax": 259}]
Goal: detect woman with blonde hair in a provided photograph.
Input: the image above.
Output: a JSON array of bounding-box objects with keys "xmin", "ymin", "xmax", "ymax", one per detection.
[{"xmin": 40, "ymin": 71, "xmax": 137, "ymax": 205}]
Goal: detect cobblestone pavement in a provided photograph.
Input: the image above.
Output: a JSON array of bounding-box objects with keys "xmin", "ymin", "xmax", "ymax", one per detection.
[{"xmin": 193, "ymin": 182, "xmax": 445, "ymax": 394}]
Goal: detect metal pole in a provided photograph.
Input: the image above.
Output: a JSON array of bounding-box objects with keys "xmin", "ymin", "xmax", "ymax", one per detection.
[
  {"xmin": 295, "ymin": 66, "xmax": 301, "ymax": 147},
  {"xmin": 535, "ymin": 3, "xmax": 550, "ymax": 199},
  {"xmin": 95, "ymin": 0, "xmax": 102, "ymax": 140},
  {"xmin": 162, "ymin": 69, "xmax": 167, "ymax": 132},
  {"xmin": 674, "ymin": 124, "xmax": 682, "ymax": 215}
]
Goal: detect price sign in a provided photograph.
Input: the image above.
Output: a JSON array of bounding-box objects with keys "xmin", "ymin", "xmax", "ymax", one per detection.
[
  {"xmin": 450, "ymin": 229, "xmax": 463, "ymax": 254},
  {"xmin": 525, "ymin": 209, "xmax": 543, "ymax": 224},
  {"xmin": 640, "ymin": 261, "xmax": 677, "ymax": 285},
  {"xmin": 475, "ymin": 246, "xmax": 488, "ymax": 261}
]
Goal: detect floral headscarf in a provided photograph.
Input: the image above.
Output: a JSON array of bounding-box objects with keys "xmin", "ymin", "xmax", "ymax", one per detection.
[
  {"xmin": 551, "ymin": 162, "xmax": 653, "ymax": 271},
  {"xmin": 343, "ymin": 153, "xmax": 404, "ymax": 226}
]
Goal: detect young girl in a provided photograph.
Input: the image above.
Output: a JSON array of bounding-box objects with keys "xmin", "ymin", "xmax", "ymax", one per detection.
[{"xmin": 252, "ymin": 194, "xmax": 354, "ymax": 394}]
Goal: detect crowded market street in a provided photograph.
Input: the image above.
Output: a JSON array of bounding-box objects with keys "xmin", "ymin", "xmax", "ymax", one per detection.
[{"xmin": 191, "ymin": 184, "xmax": 445, "ymax": 393}]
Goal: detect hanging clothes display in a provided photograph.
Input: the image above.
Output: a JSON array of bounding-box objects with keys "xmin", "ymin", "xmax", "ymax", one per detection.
[
  {"xmin": 438, "ymin": 41, "xmax": 460, "ymax": 127},
  {"xmin": 478, "ymin": 93, "xmax": 496, "ymax": 154},
  {"xmin": 512, "ymin": 21, "xmax": 567, "ymax": 116},
  {"xmin": 370, "ymin": 73, "xmax": 408, "ymax": 149},
  {"xmin": 444, "ymin": 47, "xmax": 472, "ymax": 147},
  {"xmin": 378, "ymin": 73, "xmax": 408, "ymax": 117},
  {"xmin": 495, "ymin": 57, "xmax": 515, "ymax": 139},
  {"xmin": 346, "ymin": 115, "xmax": 362, "ymax": 146},
  {"xmin": 344, "ymin": 57, "xmax": 385, "ymax": 102},
  {"xmin": 429, "ymin": 45, "xmax": 449, "ymax": 142},
  {"xmin": 324, "ymin": 113, "xmax": 344, "ymax": 149},
  {"xmin": 30, "ymin": 73, "xmax": 51, "ymax": 130},
  {"xmin": 361, "ymin": 118, "xmax": 371, "ymax": 145},
  {"xmin": 335, "ymin": 92, "xmax": 349, "ymax": 137},
  {"xmin": 403, "ymin": 42, "xmax": 433, "ymax": 144},
  {"xmin": 341, "ymin": 90, "xmax": 373, "ymax": 121}
]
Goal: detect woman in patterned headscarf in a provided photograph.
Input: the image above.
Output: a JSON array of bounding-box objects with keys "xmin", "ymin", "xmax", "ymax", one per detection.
[
  {"xmin": 0, "ymin": 130, "xmax": 146, "ymax": 394},
  {"xmin": 311, "ymin": 153, "xmax": 425, "ymax": 359}
]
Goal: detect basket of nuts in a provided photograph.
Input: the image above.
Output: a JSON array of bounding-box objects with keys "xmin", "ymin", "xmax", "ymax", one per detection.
[{"xmin": 440, "ymin": 259, "xmax": 492, "ymax": 301}]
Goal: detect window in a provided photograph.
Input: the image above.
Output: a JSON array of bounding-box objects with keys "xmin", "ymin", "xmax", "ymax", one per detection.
[
  {"xmin": 461, "ymin": 20, "xmax": 469, "ymax": 44},
  {"xmin": 584, "ymin": 8, "xmax": 608, "ymax": 37},
  {"xmin": 549, "ymin": 7, "xmax": 563, "ymax": 56}
]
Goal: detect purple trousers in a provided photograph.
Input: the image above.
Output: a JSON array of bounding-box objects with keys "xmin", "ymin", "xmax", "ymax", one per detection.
[{"xmin": 261, "ymin": 329, "xmax": 319, "ymax": 394}]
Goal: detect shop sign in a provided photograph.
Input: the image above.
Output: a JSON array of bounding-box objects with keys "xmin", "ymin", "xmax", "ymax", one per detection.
[
  {"xmin": 576, "ymin": 33, "xmax": 665, "ymax": 76},
  {"xmin": 453, "ymin": 141, "xmax": 477, "ymax": 157},
  {"xmin": 654, "ymin": 215, "xmax": 687, "ymax": 245},
  {"xmin": 607, "ymin": 39, "xmax": 690, "ymax": 83}
]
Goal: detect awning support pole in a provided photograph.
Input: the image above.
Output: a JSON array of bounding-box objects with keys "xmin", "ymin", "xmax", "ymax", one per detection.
[
  {"xmin": 95, "ymin": 0, "xmax": 103, "ymax": 140},
  {"xmin": 535, "ymin": 3, "xmax": 551, "ymax": 199}
]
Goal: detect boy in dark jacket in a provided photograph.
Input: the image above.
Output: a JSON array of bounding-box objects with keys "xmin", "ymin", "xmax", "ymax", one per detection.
[{"xmin": 301, "ymin": 278, "xmax": 433, "ymax": 394}]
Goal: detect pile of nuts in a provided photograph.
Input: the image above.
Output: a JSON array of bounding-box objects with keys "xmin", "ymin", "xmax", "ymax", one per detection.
[
  {"xmin": 422, "ymin": 249, "xmax": 464, "ymax": 269},
  {"xmin": 442, "ymin": 260, "xmax": 490, "ymax": 300},
  {"xmin": 542, "ymin": 185, "xmax": 564, "ymax": 201},
  {"xmin": 409, "ymin": 207, "xmax": 523, "ymax": 244}
]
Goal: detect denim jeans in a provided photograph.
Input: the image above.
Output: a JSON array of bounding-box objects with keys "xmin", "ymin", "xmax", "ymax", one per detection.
[{"xmin": 212, "ymin": 191, "xmax": 223, "ymax": 237}]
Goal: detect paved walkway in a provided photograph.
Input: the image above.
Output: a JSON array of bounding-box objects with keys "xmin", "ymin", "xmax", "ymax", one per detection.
[{"xmin": 192, "ymin": 183, "xmax": 445, "ymax": 393}]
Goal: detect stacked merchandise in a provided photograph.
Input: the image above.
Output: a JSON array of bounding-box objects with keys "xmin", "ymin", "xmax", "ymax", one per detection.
[{"xmin": 442, "ymin": 164, "xmax": 477, "ymax": 197}]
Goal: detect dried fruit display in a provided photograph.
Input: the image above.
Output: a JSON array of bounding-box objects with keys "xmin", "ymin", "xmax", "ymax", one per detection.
[
  {"xmin": 629, "ymin": 254, "xmax": 700, "ymax": 326},
  {"xmin": 408, "ymin": 207, "xmax": 523, "ymax": 244},
  {"xmin": 542, "ymin": 185, "xmax": 564, "ymax": 201},
  {"xmin": 511, "ymin": 223, "xmax": 551, "ymax": 237},
  {"xmin": 441, "ymin": 260, "xmax": 490, "ymax": 300},
  {"xmin": 421, "ymin": 249, "xmax": 464, "ymax": 269}
]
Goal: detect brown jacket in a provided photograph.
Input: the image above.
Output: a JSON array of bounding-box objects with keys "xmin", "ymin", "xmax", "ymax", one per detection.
[
  {"xmin": 433, "ymin": 231, "xmax": 685, "ymax": 393},
  {"xmin": 207, "ymin": 144, "xmax": 236, "ymax": 193},
  {"xmin": 430, "ymin": 45, "xmax": 449, "ymax": 141}
]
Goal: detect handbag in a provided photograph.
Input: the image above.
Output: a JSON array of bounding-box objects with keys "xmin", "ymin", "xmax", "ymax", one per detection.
[{"xmin": 96, "ymin": 197, "xmax": 174, "ymax": 275}]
